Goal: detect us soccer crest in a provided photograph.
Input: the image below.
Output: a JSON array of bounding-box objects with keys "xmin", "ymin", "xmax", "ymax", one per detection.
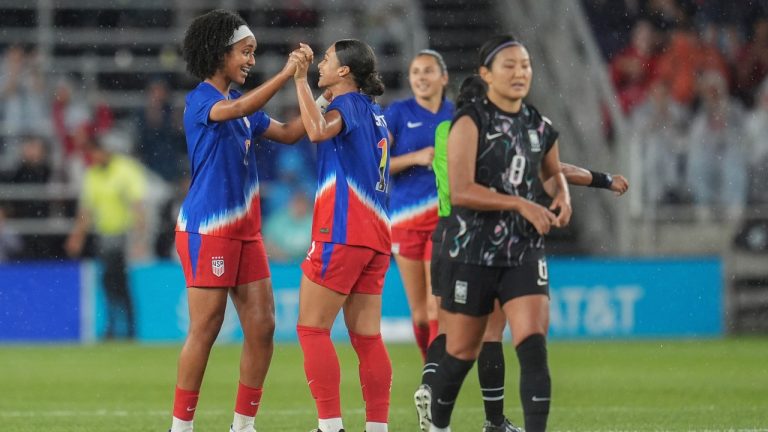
[
  {"xmin": 212, "ymin": 256, "xmax": 225, "ymax": 277},
  {"xmin": 528, "ymin": 130, "xmax": 541, "ymax": 152}
]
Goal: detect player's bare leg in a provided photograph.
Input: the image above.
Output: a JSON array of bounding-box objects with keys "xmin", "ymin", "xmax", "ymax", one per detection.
[{"xmin": 228, "ymin": 278, "xmax": 275, "ymax": 432}]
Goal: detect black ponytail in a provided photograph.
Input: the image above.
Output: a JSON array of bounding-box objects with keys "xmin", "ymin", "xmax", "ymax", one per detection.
[
  {"xmin": 361, "ymin": 72, "xmax": 385, "ymax": 96},
  {"xmin": 334, "ymin": 39, "xmax": 385, "ymax": 96},
  {"xmin": 456, "ymin": 75, "xmax": 487, "ymax": 109}
]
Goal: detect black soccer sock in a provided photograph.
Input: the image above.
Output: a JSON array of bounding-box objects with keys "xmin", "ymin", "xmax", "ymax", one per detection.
[
  {"xmin": 430, "ymin": 353, "xmax": 474, "ymax": 428},
  {"xmin": 478, "ymin": 341, "xmax": 505, "ymax": 425},
  {"xmin": 421, "ymin": 333, "xmax": 446, "ymax": 389},
  {"xmin": 516, "ymin": 334, "xmax": 550, "ymax": 432}
]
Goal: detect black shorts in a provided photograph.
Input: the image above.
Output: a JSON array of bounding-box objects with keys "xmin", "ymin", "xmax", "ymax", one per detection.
[
  {"xmin": 430, "ymin": 241, "xmax": 447, "ymax": 297},
  {"xmin": 440, "ymin": 253, "xmax": 550, "ymax": 317}
]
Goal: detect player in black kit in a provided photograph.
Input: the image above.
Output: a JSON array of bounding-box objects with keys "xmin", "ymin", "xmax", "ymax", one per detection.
[
  {"xmin": 424, "ymin": 35, "xmax": 570, "ymax": 432},
  {"xmin": 415, "ymin": 74, "xmax": 628, "ymax": 432}
]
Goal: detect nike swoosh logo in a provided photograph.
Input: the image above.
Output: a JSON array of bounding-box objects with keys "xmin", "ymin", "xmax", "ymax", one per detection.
[
  {"xmin": 436, "ymin": 398, "xmax": 455, "ymax": 405},
  {"xmin": 532, "ymin": 396, "xmax": 551, "ymax": 402},
  {"xmin": 537, "ymin": 278, "xmax": 547, "ymax": 286},
  {"xmin": 249, "ymin": 401, "xmax": 260, "ymax": 406},
  {"xmin": 486, "ymin": 132, "xmax": 503, "ymax": 140},
  {"xmin": 407, "ymin": 121, "xmax": 423, "ymax": 128},
  {"xmin": 186, "ymin": 406, "xmax": 196, "ymax": 412}
]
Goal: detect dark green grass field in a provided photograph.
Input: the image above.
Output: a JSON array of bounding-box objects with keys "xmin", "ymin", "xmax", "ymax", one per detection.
[{"xmin": 1, "ymin": 338, "xmax": 767, "ymax": 431}]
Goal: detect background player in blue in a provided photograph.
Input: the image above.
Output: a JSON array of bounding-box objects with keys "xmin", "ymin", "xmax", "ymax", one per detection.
[
  {"xmin": 292, "ymin": 39, "xmax": 392, "ymax": 432},
  {"xmin": 425, "ymin": 35, "xmax": 571, "ymax": 432},
  {"xmin": 170, "ymin": 10, "xmax": 312, "ymax": 432},
  {"xmin": 384, "ymin": 49, "xmax": 453, "ymax": 359}
]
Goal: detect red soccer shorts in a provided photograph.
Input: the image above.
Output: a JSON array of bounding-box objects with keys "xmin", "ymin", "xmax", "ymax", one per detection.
[
  {"xmin": 301, "ymin": 241, "xmax": 390, "ymax": 295},
  {"xmin": 391, "ymin": 227, "xmax": 433, "ymax": 261},
  {"xmin": 175, "ymin": 232, "xmax": 270, "ymax": 288}
]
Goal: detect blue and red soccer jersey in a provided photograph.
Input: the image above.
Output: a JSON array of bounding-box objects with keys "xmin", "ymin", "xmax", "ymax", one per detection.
[
  {"xmin": 177, "ymin": 81, "xmax": 271, "ymax": 240},
  {"xmin": 311, "ymin": 92, "xmax": 391, "ymax": 254},
  {"xmin": 384, "ymin": 97, "xmax": 454, "ymax": 231}
]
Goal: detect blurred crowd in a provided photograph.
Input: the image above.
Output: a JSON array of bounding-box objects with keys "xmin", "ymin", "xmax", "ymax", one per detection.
[
  {"xmin": 584, "ymin": 0, "xmax": 768, "ymax": 215},
  {"xmin": 0, "ymin": 45, "xmax": 315, "ymax": 263}
]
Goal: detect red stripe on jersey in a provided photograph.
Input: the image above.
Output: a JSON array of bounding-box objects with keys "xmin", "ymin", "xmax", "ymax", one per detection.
[
  {"xmin": 202, "ymin": 192, "xmax": 263, "ymax": 239},
  {"xmin": 345, "ymin": 185, "xmax": 391, "ymax": 254},
  {"xmin": 311, "ymin": 179, "xmax": 337, "ymax": 244}
]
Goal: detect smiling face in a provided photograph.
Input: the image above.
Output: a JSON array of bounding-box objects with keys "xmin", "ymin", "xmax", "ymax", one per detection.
[
  {"xmin": 317, "ymin": 44, "xmax": 344, "ymax": 89},
  {"xmin": 222, "ymin": 36, "xmax": 256, "ymax": 85},
  {"xmin": 480, "ymin": 44, "xmax": 532, "ymax": 106},
  {"xmin": 408, "ymin": 54, "xmax": 447, "ymax": 101}
]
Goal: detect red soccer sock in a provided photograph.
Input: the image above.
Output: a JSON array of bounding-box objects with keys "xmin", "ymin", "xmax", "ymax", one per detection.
[
  {"xmin": 412, "ymin": 322, "xmax": 430, "ymax": 360},
  {"xmin": 234, "ymin": 381, "xmax": 263, "ymax": 417},
  {"xmin": 428, "ymin": 319, "xmax": 440, "ymax": 345},
  {"xmin": 349, "ymin": 331, "xmax": 392, "ymax": 424},
  {"xmin": 297, "ymin": 325, "xmax": 341, "ymax": 419},
  {"xmin": 172, "ymin": 386, "xmax": 200, "ymax": 421}
]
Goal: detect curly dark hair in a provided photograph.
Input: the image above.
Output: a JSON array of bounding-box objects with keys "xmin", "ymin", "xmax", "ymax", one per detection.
[{"xmin": 182, "ymin": 9, "xmax": 247, "ymax": 80}]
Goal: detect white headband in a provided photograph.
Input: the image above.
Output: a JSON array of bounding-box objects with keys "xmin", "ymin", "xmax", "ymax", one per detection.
[{"xmin": 228, "ymin": 25, "xmax": 254, "ymax": 46}]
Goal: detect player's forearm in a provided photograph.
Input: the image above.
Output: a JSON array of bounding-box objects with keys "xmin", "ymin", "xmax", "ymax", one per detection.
[
  {"xmin": 390, "ymin": 153, "xmax": 415, "ymax": 174},
  {"xmin": 451, "ymin": 183, "xmax": 527, "ymax": 212},
  {"xmin": 273, "ymin": 116, "xmax": 308, "ymax": 145},
  {"xmin": 560, "ymin": 162, "xmax": 592, "ymax": 187},
  {"xmin": 230, "ymin": 70, "xmax": 293, "ymax": 118},
  {"xmin": 294, "ymin": 78, "xmax": 328, "ymax": 142},
  {"xmin": 553, "ymin": 172, "xmax": 571, "ymax": 203}
]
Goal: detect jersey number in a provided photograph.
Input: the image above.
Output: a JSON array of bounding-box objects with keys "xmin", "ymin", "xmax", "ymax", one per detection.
[
  {"xmin": 508, "ymin": 154, "xmax": 526, "ymax": 186},
  {"xmin": 376, "ymin": 138, "xmax": 388, "ymax": 192}
]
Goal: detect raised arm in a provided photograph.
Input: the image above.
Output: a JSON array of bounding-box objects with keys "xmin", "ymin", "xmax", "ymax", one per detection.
[
  {"xmin": 293, "ymin": 44, "xmax": 343, "ymax": 143},
  {"xmin": 208, "ymin": 55, "xmax": 298, "ymax": 122}
]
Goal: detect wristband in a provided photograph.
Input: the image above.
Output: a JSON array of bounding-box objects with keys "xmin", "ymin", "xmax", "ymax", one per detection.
[
  {"xmin": 588, "ymin": 170, "xmax": 613, "ymax": 189},
  {"xmin": 315, "ymin": 94, "xmax": 330, "ymax": 114}
]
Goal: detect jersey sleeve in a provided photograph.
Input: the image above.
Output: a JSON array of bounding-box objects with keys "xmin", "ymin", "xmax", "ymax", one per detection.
[
  {"xmin": 189, "ymin": 87, "xmax": 224, "ymax": 126},
  {"xmin": 328, "ymin": 94, "xmax": 358, "ymax": 136},
  {"xmin": 249, "ymin": 111, "xmax": 272, "ymax": 138},
  {"xmin": 453, "ymin": 103, "xmax": 482, "ymax": 131},
  {"xmin": 541, "ymin": 116, "xmax": 560, "ymax": 155}
]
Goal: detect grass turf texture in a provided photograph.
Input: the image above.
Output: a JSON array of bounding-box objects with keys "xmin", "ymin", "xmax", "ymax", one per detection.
[{"xmin": 1, "ymin": 338, "xmax": 766, "ymax": 431}]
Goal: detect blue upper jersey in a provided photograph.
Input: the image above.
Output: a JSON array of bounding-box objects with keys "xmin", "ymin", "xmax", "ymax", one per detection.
[
  {"xmin": 312, "ymin": 92, "xmax": 391, "ymax": 254},
  {"xmin": 177, "ymin": 81, "xmax": 271, "ymax": 240},
  {"xmin": 384, "ymin": 97, "xmax": 454, "ymax": 231}
]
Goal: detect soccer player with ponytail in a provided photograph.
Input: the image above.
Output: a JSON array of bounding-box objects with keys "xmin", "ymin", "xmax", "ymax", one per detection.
[{"xmin": 292, "ymin": 39, "xmax": 392, "ymax": 432}]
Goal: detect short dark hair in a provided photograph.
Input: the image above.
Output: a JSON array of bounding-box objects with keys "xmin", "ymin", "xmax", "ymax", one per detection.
[
  {"xmin": 334, "ymin": 39, "xmax": 385, "ymax": 96},
  {"xmin": 182, "ymin": 9, "xmax": 247, "ymax": 80}
]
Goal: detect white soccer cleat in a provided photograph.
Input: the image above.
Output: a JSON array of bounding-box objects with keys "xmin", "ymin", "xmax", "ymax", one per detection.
[
  {"xmin": 414, "ymin": 384, "xmax": 433, "ymax": 432},
  {"xmin": 482, "ymin": 417, "xmax": 524, "ymax": 432}
]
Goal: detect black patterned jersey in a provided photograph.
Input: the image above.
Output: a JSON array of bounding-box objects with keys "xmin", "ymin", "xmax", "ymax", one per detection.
[{"xmin": 437, "ymin": 98, "xmax": 559, "ymax": 267}]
